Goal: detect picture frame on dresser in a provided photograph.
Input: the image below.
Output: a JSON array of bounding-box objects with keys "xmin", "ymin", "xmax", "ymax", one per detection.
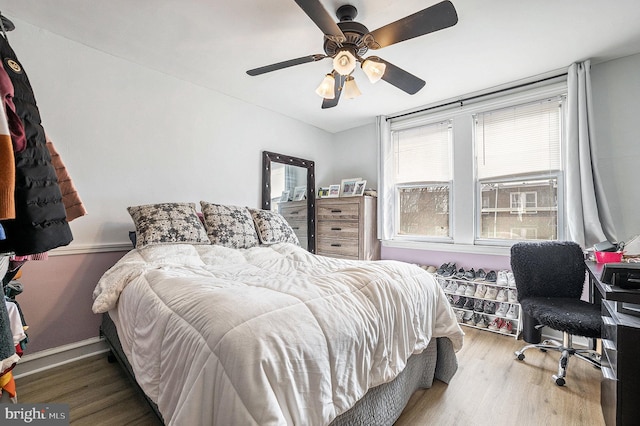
[
  {"xmin": 354, "ymin": 180, "xmax": 367, "ymax": 196},
  {"xmin": 328, "ymin": 184, "xmax": 340, "ymax": 198},
  {"xmin": 280, "ymin": 190, "xmax": 290, "ymax": 202},
  {"xmin": 293, "ymin": 186, "xmax": 307, "ymax": 201},
  {"xmin": 340, "ymin": 177, "xmax": 361, "ymax": 197}
]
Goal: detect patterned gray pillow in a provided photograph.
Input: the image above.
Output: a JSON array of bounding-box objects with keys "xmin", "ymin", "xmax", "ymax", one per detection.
[
  {"xmin": 127, "ymin": 203, "xmax": 210, "ymax": 248},
  {"xmin": 248, "ymin": 208, "xmax": 300, "ymax": 246},
  {"xmin": 200, "ymin": 202, "xmax": 260, "ymax": 249}
]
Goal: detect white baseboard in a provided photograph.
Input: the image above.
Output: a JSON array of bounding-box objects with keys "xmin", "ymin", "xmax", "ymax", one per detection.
[{"xmin": 13, "ymin": 337, "xmax": 110, "ymax": 379}]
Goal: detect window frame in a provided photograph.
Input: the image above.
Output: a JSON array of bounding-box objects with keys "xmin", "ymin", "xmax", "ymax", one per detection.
[{"xmin": 382, "ymin": 80, "xmax": 568, "ymax": 253}]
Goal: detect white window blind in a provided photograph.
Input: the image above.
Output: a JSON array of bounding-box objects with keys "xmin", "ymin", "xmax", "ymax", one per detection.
[
  {"xmin": 475, "ymin": 97, "xmax": 563, "ymax": 180},
  {"xmin": 393, "ymin": 120, "xmax": 451, "ymax": 183}
]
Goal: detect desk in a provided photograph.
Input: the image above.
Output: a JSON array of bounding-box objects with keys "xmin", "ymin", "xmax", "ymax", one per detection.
[{"xmin": 587, "ymin": 261, "xmax": 640, "ymax": 426}]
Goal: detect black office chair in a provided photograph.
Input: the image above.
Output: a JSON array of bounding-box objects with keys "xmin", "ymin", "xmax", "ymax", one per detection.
[{"xmin": 510, "ymin": 240, "xmax": 601, "ymax": 386}]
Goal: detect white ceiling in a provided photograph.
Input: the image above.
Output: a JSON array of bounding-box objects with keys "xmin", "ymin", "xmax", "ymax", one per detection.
[{"xmin": 2, "ymin": 0, "xmax": 640, "ymax": 133}]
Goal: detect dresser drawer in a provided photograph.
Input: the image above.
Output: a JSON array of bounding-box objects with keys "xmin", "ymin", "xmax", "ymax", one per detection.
[
  {"xmin": 279, "ymin": 204, "xmax": 307, "ymax": 220},
  {"xmin": 317, "ymin": 237, "xmax": 359, "ymax": 258},
  {"xmin": 317, "ymin": 202, "xmax": 359, "ymax": 221},
  {"xmin": 317, "ymin": 220, "xmax": 359, "ymax": 239}
]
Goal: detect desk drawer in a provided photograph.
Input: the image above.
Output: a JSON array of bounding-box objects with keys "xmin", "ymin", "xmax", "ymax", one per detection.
[
  {"xmin": 317, "ymin": 202, "xmax": 359, "ymax": 221},
  {"xmin": 602, "ymin": 302, "xmax": 618, "ymax": 348},
  {"xmin": 602, "ymin": 338, "xmax": 617, "ymax": 376}
]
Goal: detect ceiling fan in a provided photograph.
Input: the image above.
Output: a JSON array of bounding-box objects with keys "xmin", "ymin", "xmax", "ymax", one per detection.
[{"xmin": 246, "ymin": 0, "xmax": 458, "ymax": 109}]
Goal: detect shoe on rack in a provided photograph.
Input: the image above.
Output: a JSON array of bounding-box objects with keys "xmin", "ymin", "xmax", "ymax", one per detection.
[
  {"xmin": 506, "ymin": 305, "xmax": 518, "ymax": 319},
  {"xmin": 496, "ymin": 289, "xmax": 507, "ymax": 302},
  {"xmin": 442, "ymin": 263, "xmax": 457, "ymax": 277},
  {"xmin": 507, "ymin": 271, "xmax": 516, "ymax": 287},
  {"xmin": 474, "ymin": 284, "xmax": 487, "ymax": 298},
  {"xmin": 456, "ymin": 284, "xmax": 467, "ymax": 295},
  {"xmin": 495, "ymin": 302, "xmax": 509, "ymax": 317},
  {"xmin": 475, "ymin": 315, "xmax": 489, "ymax": 328},
  {"xmin": 436, "ymin": 263, "xmax": 449, "ymax": 275},
  {"xmin": 455, "ymin": 268, "xmax": 466, "ymax": 279},
  {"xmin": 455, "ymin": 310, "xmax": 465, "ymax": 323},
  {"xmin": 485, "ymin": 270, "xmax": 497, "ymax": 282},
  {"xmin": 499, "ymin": 319, "xmax": 513, "ymax": 334},
  {"xmin": 473, "ymin": 298, "xmax": 484, "ymax": 311},
  {"xmin": 463, "ymin": 310, "xmax": 475, "ymax": 324},
  {"xmin": 474, "ymin": 268, "xmax": 487, "ymax": 281},
  {"xmin": 508, "ymin": 289, "xmax": 518, "ymax": 303},
  {"xmin": 483, "ymin": 301, "xmax": 497, "ymax": 314},
  {"xmin": 463, "ymin": 298, "xmax": 475, "ymax": 310},
  {"xmin": 464, "ymin": 268, "xmax": 476, "ymax": 280},
  {"xmin": 464, "ymin": 284, "xmax": 476, "ymax": 296},
  {"xmin": 485, "ymin": 286, "xmax": 498, "ymax": 300},
  {"xmin": 426, "ymin": 265, "xmax": 437, "ymax": 274},
  {"xmin": 497, "ymin": 270, "xmax": 509, "ymax": 286},
  {"xmin": 446, "ymin": 294, "xmax": 455, "ymax": 304},
  {"xmin": 488, "ymin": 317, "xmax": 503, "ymax": 331},
  {"xmin": 445, "ymin": 282, "xmax": 458, "ymax": 293},
  {"xmin": 454, "ymin": 296, "xmax": 467, "ymax": 308}
]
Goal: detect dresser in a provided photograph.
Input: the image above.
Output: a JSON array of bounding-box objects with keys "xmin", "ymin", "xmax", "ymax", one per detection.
[
  {"xmin": 278, "ymin": 200, "xmax": 308, "ymax": 251},
  {"xmin": 587, "ymin": 261, "xmax": 640, "ymax": 426},
  {"xmin": 316, "ymin": 196, "xmax": 380, "ymax": 260}
]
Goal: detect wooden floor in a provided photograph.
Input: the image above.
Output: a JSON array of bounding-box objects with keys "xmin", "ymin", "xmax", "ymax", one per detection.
[{"xmin": 15, "ymin": 327, "xmax": 604, "ymax": 426}]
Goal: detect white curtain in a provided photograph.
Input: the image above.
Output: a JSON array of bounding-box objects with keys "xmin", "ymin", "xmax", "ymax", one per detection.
[
  {"xmin": 376, "ymin": 116, "xmax": 394, "ymax": 240},
  {"xmin": 565, "ymin": 60, "xmax": 617, "ymax": 248}
]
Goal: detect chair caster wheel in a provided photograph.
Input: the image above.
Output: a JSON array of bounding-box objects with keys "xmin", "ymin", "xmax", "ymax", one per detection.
[
  {"xmin": 515, "ymin": 352, "xmax": 525, "ymax": 361},
  {"xmin": 539, "ymin": 348, "xmax": 547, "ymax": 352},
  {"xmin": 107, "ymin": 353, "xmax": 117, "ymax": 363},
  {"xmin": 552, "ymin": 375, "xmax": 565, "ymax": 386}
]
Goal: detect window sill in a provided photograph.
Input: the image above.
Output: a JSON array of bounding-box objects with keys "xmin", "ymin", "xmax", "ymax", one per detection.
[{"xmin": 382, "ymin": 239, "xmax": 511, "ymax": 257}]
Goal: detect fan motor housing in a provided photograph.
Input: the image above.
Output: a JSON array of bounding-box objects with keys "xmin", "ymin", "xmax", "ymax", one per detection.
[{"xmin": 324, "ymin": 20, "xmax": 370, "ymax": 57}]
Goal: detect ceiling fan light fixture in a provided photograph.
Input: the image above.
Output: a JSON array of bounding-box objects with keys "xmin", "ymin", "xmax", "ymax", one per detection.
[
  {"xmin": 343, "ymin": 76, "xmax": 361, "ymax": 99},
  {"xmin": 333, "ymin": 48, "xmax": 357, "ymax": 76},
  {"xmin": 315, "ymin": 73, "xmax": 336, "ymax": 99},
  {"xmin": 361, "ymin": 57, "xmax": 386, "ymax": 84}
]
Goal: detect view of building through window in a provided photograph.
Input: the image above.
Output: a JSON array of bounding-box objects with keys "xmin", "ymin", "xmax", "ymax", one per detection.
[{"xmin": 398, "ymin": 185, "xmax": 449, "ymax": 237}]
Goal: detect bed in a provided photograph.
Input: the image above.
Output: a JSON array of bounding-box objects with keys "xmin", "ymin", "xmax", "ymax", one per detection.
[{"xmin": 92, "ymin": 202, "xmax": 464, "ymax": 425}]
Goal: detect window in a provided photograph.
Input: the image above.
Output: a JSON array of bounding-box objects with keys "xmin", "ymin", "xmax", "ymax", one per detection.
[
  {"xmin": 392, "ymin": 120, "xmax": 452, "ymax": 239},
  {"xmin": 475, "ymin": 97, "xmax": 563, "ymax": 243},
  {"xmin": 381, "ymin": 81, "xmax": 567, "ymax": 249}
]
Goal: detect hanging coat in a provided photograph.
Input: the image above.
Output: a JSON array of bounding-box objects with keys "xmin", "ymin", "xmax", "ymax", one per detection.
[{"xmin": 0, "ymin": 35, "xmax": 72, "ymax": 255}]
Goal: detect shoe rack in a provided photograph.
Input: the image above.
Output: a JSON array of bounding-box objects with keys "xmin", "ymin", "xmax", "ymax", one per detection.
[{"xmin": 434, "ymin": 267, "xmax": 522, "ymax": 339}]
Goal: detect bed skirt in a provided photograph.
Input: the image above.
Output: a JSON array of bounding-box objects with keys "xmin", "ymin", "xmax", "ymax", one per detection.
[{"xmin": 100, "ymin": 312, "xmax": 457, "ymax": 425}]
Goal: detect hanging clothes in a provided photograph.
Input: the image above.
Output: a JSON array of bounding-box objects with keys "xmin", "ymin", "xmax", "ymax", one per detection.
[
  {"xmin": 46, "ymin": 135, "xmax": 87, "ymax": 222},
  {"xmin": 0, "ymin": 102, "xmax": 14, "ymax": 220},
  {"xmin": 0, "ymin": 34, "xmax": 72, "ymax": 256}
]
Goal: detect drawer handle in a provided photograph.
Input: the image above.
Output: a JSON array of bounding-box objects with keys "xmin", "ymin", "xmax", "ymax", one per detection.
[
  {"xmin": 331, "ymin": 243, "xmax": 342, "ymax": 247},
  {"xmin": 291, "ymin": 227, "xmax": 300, "ymax": 230},
  {"xmin": 331, "ymin": 227, "xmax": 342, "ymax": 231},
  {"xmin": 290, "ymin": 211, "xmax": 299, "ymax": 215},
  {"xmin": 331, "ymin": 209, "xmax": 342, "ymax": 213}
]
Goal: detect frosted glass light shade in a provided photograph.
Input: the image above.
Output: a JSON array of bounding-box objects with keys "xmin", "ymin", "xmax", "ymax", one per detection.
[
  {"xmin": 361, "ymin": 58, "xmax": 387, "ymax": 83},
  {"xmin": 333, "ymin": 49, "xmax": 357, "ymax": 76},
  {"xmin": 315, "ymin": 74, "xmax": 335, "ymax": 99},
  {"xmin": 343, "ymin": 76, "xmax": 361, "ymax": 99}
]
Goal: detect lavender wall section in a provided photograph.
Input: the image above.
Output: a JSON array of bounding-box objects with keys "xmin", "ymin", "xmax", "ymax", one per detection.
[
  {"xmin": 16, "ymin": 251, "xmax": 127, "ymax": 354},
  {"xmin": 381, "ymin": 246, "xmax": 512, "ymax": 272}
]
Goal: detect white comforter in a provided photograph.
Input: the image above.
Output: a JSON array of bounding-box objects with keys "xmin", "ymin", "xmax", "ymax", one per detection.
[{"xmin": 92, "ymin": 243, "xmax": 463, "ymax": 426}]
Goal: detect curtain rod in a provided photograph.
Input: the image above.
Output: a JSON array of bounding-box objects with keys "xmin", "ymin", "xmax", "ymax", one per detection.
[{"xmin": 387, "ymin": 72, "xmax": 568, "ymax": 121}]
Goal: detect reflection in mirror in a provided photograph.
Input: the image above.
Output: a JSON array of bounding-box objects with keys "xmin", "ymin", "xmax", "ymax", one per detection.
[{"xmin": 262, "ymin": 151, "xmax": 315, "ymax": 253}]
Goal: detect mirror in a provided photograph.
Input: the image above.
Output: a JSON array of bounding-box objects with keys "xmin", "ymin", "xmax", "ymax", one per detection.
[{"xmin": 262, "ymin": 151, "xmax": 315, "ymax": 253}]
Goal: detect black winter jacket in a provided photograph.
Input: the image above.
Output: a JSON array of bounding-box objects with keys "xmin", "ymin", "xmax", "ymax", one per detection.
[{"xmin": 0, "ymin": 35, "xmax": 72, "ymax": 255}]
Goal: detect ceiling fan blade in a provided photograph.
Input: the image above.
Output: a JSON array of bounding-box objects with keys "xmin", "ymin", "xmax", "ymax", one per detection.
[
  {"xmin": 294, "ymin": 0, "xmax": 346, "ymax": 43},
  {"xmin": 247, "ymin": 54, "xmax": 326, "ymax": 76},
  {"xmin": 377, "ymin": 58, "xmax": 426, "ymax": 95},
  {"xmin": 368, "ymin": 0, "xmax": 458, "ymax": 49},
  {"xmin": 322, "ymin": 73, "xmax": 345, "ymax": 109}
]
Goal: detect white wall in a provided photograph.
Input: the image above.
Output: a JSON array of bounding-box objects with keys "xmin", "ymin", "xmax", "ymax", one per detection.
[
  {"xmin": 8, "ymin": 19, "xmax": 334, "ymax": 250},
  {"xmin": 591, "ymin": 53, "xmax": 640, "ymax": 243},
  {"xmin": 326, "ymin": 123, "xmax": 378, "ymax": 189}
]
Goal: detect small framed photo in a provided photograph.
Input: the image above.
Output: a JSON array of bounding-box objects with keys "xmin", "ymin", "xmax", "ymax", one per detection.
[
  {"xmin": 340, "ymin": 177, "xmax": 361, "ymax": 197},
  {"xmin": 354, "ymin": 180, "xmax": 367, "ymax": 196},
  {"xmin": 279, "ymin": 190, "xmax": 290, "ymax": 202},
  {"xmin": 318, "ymin": 187, "xmax": 330, "ymax": 198},
  {"xmin": 328, "ymin": 184, "xmax": 341, "ymax": 198},
  {"xmin": 292, "ymin": 186, "xmax": 307, "ymax": 201}
]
